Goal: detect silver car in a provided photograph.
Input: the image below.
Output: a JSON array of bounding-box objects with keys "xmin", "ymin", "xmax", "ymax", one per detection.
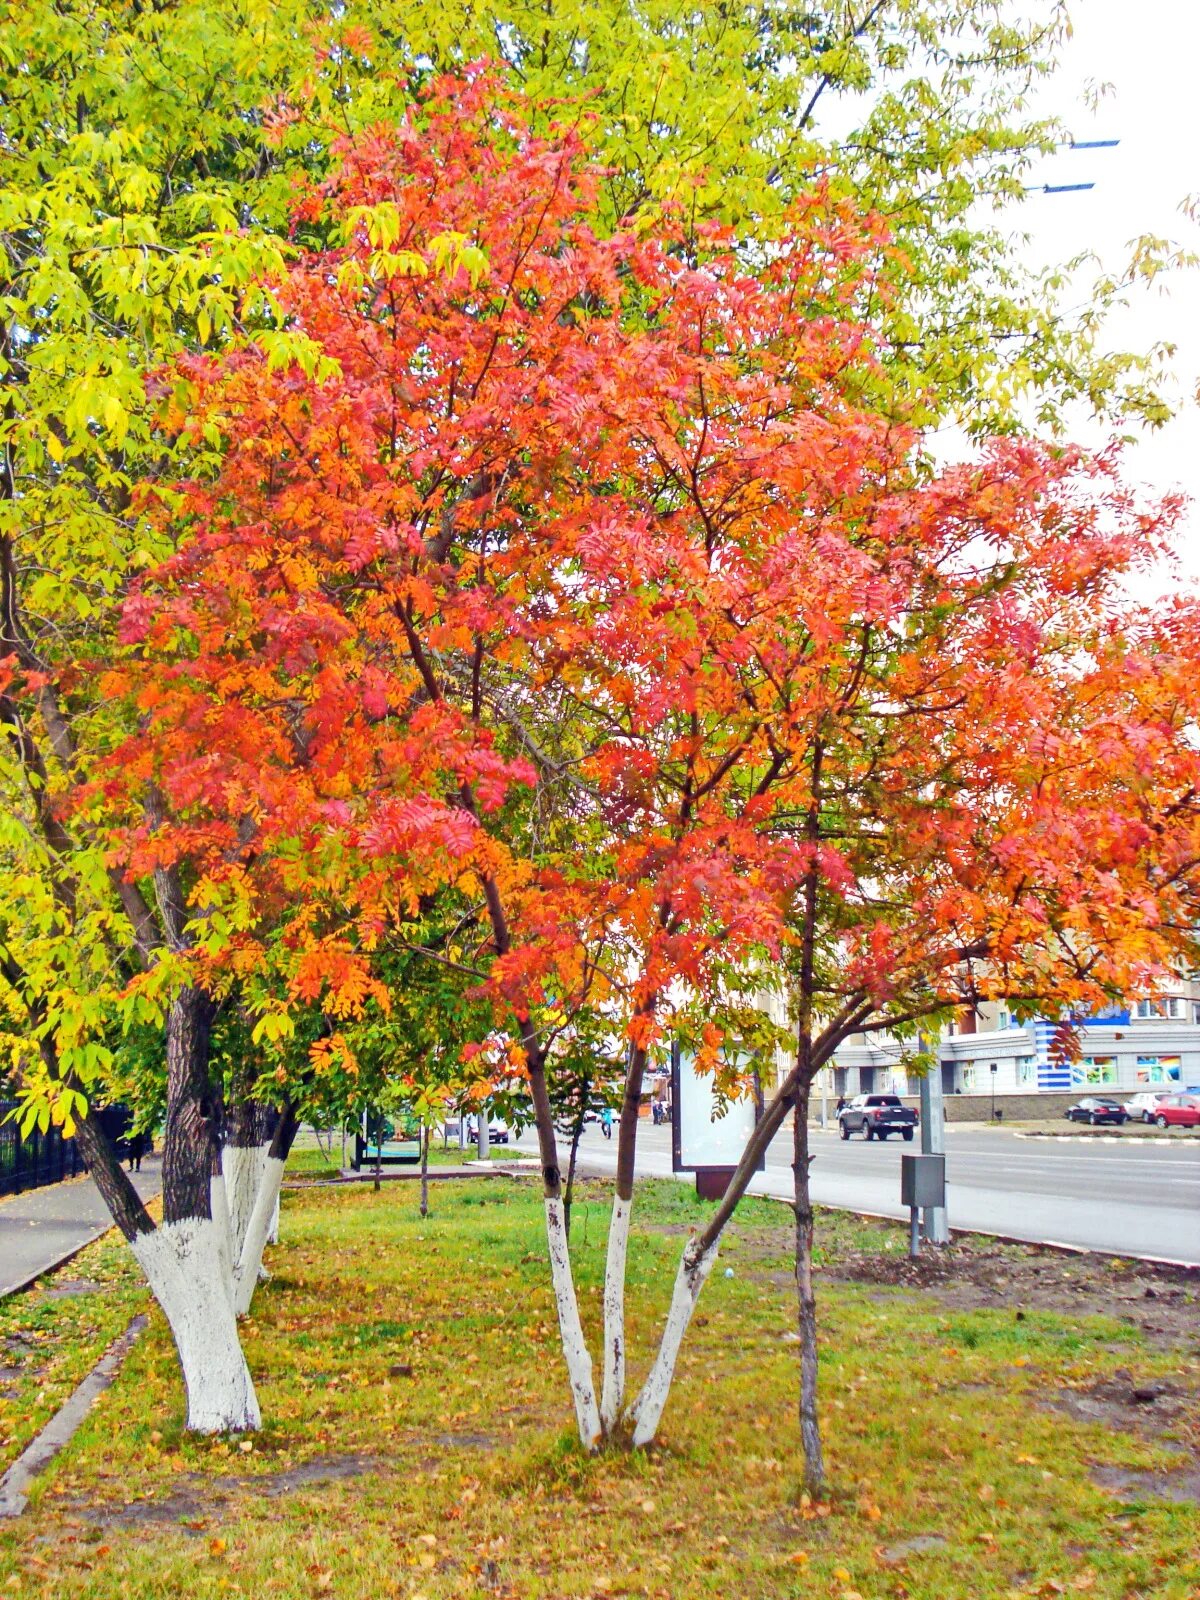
[{"xmin": 1125, "ymin": 1091, "xmax": 1173, "ymax": 1124}]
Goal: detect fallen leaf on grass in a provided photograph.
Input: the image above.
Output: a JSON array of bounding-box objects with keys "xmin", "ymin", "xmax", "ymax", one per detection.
[{"xmin": 209, "ymin": 1538, "xmax": 227, "ymax": 1557}]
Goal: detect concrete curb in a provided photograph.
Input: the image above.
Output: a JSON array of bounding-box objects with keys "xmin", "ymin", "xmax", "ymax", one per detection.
[
  {"xmin": 0, "ymin": 1314, "xmax": 148, "ymax": 1517},
  {"xmin": 1015, "ymin": 1131, "xmax": 1197, "ymax": 1145}
]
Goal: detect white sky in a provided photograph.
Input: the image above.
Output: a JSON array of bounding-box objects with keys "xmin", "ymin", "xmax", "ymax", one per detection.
[{"xmin": 1002, "ymin": 0, "xmax": 1200, "ymax": 585}]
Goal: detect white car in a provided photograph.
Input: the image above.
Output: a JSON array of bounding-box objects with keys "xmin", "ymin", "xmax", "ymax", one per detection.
[{"xmin": 1125, "ymin": 1091, "xmax": 1174, "ymax": 1124}]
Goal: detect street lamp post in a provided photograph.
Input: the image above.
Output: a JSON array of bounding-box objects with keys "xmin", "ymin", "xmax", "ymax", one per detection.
[{"xmin": 991, "ymin": 1062, "xmax": 998, "ymax": 1121}]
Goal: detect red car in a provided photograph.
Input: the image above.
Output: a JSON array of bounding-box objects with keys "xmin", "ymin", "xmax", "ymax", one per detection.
[{"xmin": 1154, "ymin": 1094, "xmax": 1200, "ymax": 1129}]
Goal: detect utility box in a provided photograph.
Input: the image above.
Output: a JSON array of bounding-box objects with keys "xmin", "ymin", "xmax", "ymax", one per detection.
[{"xmin": 901, "ymin": 1152, "xmax": 946, "ymax": 1210}]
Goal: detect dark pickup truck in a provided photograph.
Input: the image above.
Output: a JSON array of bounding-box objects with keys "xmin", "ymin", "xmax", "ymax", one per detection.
[{"xmin": 837, "ymin": 1094, "xmax": 919, "ymax": 1142}]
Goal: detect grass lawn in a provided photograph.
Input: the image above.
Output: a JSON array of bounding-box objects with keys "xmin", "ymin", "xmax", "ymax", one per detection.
[{"xmin": 0, "ymin": 1174, "xmax": 1197, "ymax": 1599}]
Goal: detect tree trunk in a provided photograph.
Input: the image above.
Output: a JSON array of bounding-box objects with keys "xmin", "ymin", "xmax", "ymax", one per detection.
[
  {"xmin": 131, "ymin": 1218, "xmax": 261, "ymax": 1432},
  {"xmin": 600, "ymin": 1036, "xmax": 650, "ymax": 1436},
  {"xmin": 521, "ymin": 1024, "xmax": 600, "ymax": 1450},
  {"xmin": 599, "ymin": 1193, "xmax": 632, "ymax": 1435},
  {"xmin": 625, "ymin": 1236, "xmax": 719, "ymax": 1446},
  {"xmin": 222, "ymin": 1140, "xmax": 268, "ymax": 1263},
  {"xmin": 151, "ymin": 984, "xmax": 260, "ymax": 1428},
  {"xmin": 161, "ymin": 985, "xmax": 218, "ymax": 1225},
  {"xmin": 72, "ymin": 1103, "xmax": 155, "ymax": 1240},
  {"xmin": 473, "ymin": 867, "xmax": 599, "ymax": 1448},
  {"xmin": 622, "ymin": 1061, "xmax": 799, "ymax": 1448},
  {"xmin": 792, "ymin": 1081, "xmax": 824, "ymax": 1492},
  {"xmin": 544, "ymin": 1194, "xmax": 601, "ymax": 1447},
  {"xmin": 563, "ymin": 1110, "xmax": 584, "ymax": 1240},
  {"xmin": 419, "ymin": 1124, "xmax": 430, "ymax": 1219},
  {"xmin": 232, "ymin": 1103, "xmax": 297, "ymax": 1316},
  {"xmin": 12, "ymin": 939, "xmax": 258, "ymax": 1430}
]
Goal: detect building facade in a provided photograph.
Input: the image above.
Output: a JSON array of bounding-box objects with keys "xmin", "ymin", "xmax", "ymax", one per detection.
[{"xmin": 825, "ymin": 988, "xmax": 1200, "ymax": 1103}]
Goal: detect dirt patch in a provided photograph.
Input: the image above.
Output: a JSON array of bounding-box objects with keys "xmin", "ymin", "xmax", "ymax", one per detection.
[
  {"xmin": 63, "ymin": 1453, "xmax": 385, "ymax": 1531},
  {"xmin": 1040, "ymin": 1370, "xmax": 1200, "ymax": 1473},
  {"xmin": 1091, "ymin": 1463, "xmax": 1200, "ymax": 1505},
  {"xmin": 41, "ymin": 1280, "xmax": 107, "ymax": 1300},
  {"xmin": 822, "ymin": 1234, "xmax": 1200, "ymax": 1344}
]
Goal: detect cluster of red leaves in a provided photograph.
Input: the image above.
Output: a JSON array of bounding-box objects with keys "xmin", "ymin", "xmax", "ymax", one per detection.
[{"xmin": 100, "ymin": 68, "xmax": 1200, "ymax": 1064}]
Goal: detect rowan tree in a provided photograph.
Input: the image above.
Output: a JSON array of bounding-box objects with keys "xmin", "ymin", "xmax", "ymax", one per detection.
[
  {"xmin": 105, "ymin": 71, "xmax": 1200, "ymax": 1476},
  {"xmin": 3, "ymin": 1, "xmax": 1186, "ymax": 1442}
]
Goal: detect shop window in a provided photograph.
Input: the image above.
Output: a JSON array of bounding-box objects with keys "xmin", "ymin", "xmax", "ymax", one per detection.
[
  {"xmin": 1017, "ymin": 1057, "xmax": 1035, "ymax": 1085},
  {"xmin": 1075, "ymin": 1049, "xmax": 1126, "ymax": 1088},
  {"xmin": 960, "ymin": 1062, "xmax": 975, "ymax": 1092},
  {"xmin": 1135, "ymin": 1056, "xmax": 1181, "ymax": 1084}
]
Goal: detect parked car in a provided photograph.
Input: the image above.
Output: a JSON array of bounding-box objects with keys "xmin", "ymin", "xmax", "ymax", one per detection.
[
  {"xmin": 1064, "ymin": 1097, "xmax": 1128, "ymax": 1126},
  {"xmin": 1126, "ymin": 1091, "xmax": 1174, "ymax": 1124},
  {"xmin": 1152, "ymin": 1094, "xmax": 1200, "ymax": 1129},
  {"xmin": 466, "ymin": 1116, "xmax": 511, "ymax": 1145},
  {"xmin": 837, "ymin": 1094, "xmax": 919, "ymax": 1142}
]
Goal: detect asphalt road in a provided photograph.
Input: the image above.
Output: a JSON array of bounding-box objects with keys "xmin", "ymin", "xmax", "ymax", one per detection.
[
  {"xmin": 518, "ymin": 1123, "xmax": 1200, "ymax": 1266},
  {"xmin": 0, "ymin": 1160, "xmax": 161, "ymax": 1297}
]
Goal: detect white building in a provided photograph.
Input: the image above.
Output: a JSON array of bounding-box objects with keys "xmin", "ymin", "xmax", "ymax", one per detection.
[{"xmin": 827, "ymin": 990, "xmax": 1200, "ymax": 1102}]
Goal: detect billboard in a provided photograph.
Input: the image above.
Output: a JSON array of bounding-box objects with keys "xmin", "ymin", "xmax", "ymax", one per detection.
[{"xmin": 670, "ymin": 1042, "xmax": 764, "ymax": 1174}]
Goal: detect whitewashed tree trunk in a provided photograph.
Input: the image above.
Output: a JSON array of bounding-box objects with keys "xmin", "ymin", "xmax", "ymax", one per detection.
[
  {"xmin": 209, "ymin": 1170, "xmax": 235, "ymax": 1301},
  {"xmin": 626, "ymin": 1238, "xmax": 719, "ymax": 1447},
  {"xmin": 222, "ymin": 1142, "xmax": 269, "ymax": 1262},
  {"xmin": 599, "ymin": 1194, "xmax": 632, "ymax": 1434},
  {"xmin": 130, "ymin": 1219, "xmax": 261, "ymax": 1433},
  {"xmin": 232, "ymin": 1156, "xmax": 286, "ymax": 1317},
  {"xmin": 544, "ymin": 1197, "xmax": 601, "ymax": 1450}
]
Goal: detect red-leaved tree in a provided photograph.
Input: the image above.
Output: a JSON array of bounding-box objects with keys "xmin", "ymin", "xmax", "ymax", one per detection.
[{"xmin": 105, "ymin": 71, "xmax": 1200, "ymax": 1471}]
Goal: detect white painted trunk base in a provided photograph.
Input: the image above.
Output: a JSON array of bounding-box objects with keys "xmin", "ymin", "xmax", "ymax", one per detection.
[
  {"xmin": 544, "ymin": 1198, "xmax": 602, "ymax": 1450},
  {"xmin": 130, "ymin": 1219, "xmax": 261, "ymax": 1433},
  {"xmin": 599, "ymin": 1194, "xmax": 632, "ymax": 1434},
  {"xmin": 209, "ymin": 1173, "xmax": 234, "ymax": 1306},
  {"xmin": 222, "ymin": 1143, "xmax": 269, "ymax": 1263},
  {"xmin": 232, "ymin": 1156, "xmax": 286, "ymax": 1317},
  {"xmin": 626, "ymin": 1239, "xmax": 718, "ymax": 1447}
]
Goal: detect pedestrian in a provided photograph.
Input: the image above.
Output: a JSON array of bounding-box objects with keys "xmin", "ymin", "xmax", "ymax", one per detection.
[
  {"xmin": 600, "ymin": 1106, "xmax": 613, "ymax": 1139},
  {"xmin": 836, "ymin": 1095, "xmax": 846, "ymax": 1114},
  {"xmin": 126, "ymin": 1129, "xmax": 147, "ymax": 1173}
]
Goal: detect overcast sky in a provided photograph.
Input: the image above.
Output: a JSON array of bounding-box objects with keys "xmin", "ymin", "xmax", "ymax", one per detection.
[{"xmin": 1003, "ymin": 0, "xmax": 1200, "ymax": 586}]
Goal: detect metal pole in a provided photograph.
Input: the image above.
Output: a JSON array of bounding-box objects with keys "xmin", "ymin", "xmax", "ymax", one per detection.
[
  {"xmin": 909, "ymin": 1206, "xmax": 921, "ymax": 1257},
  {"xmin": 820, "ymin": 1070, "xmax": 828, "ymax": 1131},
  {"xmin": 478, "ymin": 1106, "xmax": 490, "ymax": 1163},
  {"xmin": 919, "ymin": 1067, "xmax": 950, "ymax": 1245}
]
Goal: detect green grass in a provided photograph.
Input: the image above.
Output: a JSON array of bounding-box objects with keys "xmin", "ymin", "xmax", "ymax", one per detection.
[
  {"xmin": 0, "ymin": 1229, "xmax": 150, "ymax": 1476},
  {"xmin": 0, "ymin": 1177, "xmax": 1196, "ymax": 1599}
]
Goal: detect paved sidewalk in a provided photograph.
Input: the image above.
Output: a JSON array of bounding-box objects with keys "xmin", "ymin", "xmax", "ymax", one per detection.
[{"xmin": 0, "ymin": 1158, "xmax": 161, "ymax": 1297}]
